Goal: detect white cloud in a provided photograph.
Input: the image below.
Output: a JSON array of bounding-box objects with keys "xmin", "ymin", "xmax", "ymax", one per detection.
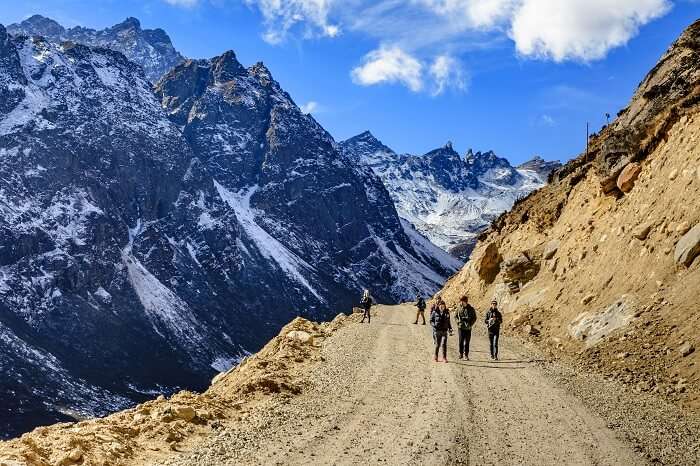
[
  {"xmin": 300, "ymin": 101, "xmax": 320, "ymax": 113},
  {"xmin": 351, "ymin": 46, "xmax": 424, "ymax": 92},
  {"xmin": 510, "ymin": 0, "xmax": 672, "ymax": 61},
  {"xmin": 244, "ymin": 0, "xmax": 340, "ymax": 44},
  {"xmin": 237, "ymin": 0, "xmax": 673, "ymax": 90},
  {"xmin": 429, "ymin": 55, "xmax": 468, "ymax": 95},
  {"xmin": 163, "ymin": 0, "xmax": 200, "ymax": 7}
]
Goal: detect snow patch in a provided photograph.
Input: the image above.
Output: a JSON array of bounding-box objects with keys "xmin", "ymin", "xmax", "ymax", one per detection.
[{"xmin": 214, "ymin": 181, "xmax": 324, "ymax": 301}]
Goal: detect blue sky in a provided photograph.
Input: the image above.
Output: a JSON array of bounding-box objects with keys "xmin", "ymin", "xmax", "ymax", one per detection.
[{"xmin": 1, "ymin": 1, "xmax": 698, "ymax": 164}]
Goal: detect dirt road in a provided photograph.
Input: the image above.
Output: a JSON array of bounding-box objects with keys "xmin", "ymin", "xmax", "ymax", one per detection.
[{"xmin": 166, "ymin": 303, "xmax": 644, "ymax": 465}]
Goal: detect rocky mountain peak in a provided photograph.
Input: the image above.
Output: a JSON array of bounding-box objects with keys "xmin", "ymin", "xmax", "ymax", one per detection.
[
  {"xmin": 7, "ymin": 15, "xmax": 185, "ymax": 83},
  {"xmin": 7, "ymin": 15, "xmax": 65, "ymax": 37},
  {"xmin": 517, "ymin": 155, "xmax": 562, "ymax": 178},
  {"xmin": 211, "ymin": 50, "xmax": 247, "ymax": 81},
  {"xmin": 115, "ymin": 17, "xmax": 141, "ymax": 30}
]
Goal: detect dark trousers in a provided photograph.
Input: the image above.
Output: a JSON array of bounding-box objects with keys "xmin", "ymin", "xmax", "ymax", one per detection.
[
  {"xmin": 361, "ymin": 306, "xmax": 371, "ymax": 323},
  {"xmin": 458, "ymin": 328, "xmax": 472, "ymax": 357},
  {"xmin": 434, "ymin": 331, "xmax": 448, "ymax": 359},
  {"xmin": 415, "ymin": 309, "xmax": 426, "ymax": 324},
  {"xmin": 489, "ymin": 331, "xmax": 499, "ymax": 358}
]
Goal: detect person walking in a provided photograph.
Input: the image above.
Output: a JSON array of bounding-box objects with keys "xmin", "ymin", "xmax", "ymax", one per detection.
[
  {"xmin": 360, "ymin": 290, "xmax": 373, "ymax": 324},
  {"xmin": 414, "ymin": 293, "xmax": 427, "ymax": 325},
  {"xmin": 485, "ymin": 300, "xmax": 503, "ymax": 360},
  {"xmin": 430, "ymin": 301, "xmax": 452, "ymax": 362},
  {"xmin": 428, "ymin": 296, "xmax": 443, "ymax": 344},
  {"xmin": 455, "ymin": 295, "xmax": 477, "ymax": 360}
]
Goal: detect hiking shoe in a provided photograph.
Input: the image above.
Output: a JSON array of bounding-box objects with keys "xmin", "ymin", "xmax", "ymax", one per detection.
[
  {"xmin": 422, "ymin": 322, "xmax": 426, "ymax": 325},
  {"xmin": 443, "ymin": 358, "xmax": 448, "ymax": 363},
  {"xmin": 433, "ymin": 356, "xmax": 438, "ymax": 362},
  {"xmin": 458, "ymin": 354, "xmax": 463, "ymax": 359}
]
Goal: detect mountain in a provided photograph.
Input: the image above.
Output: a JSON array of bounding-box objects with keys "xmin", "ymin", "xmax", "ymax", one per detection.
[
  {"xmin": 438, "ymin": 19, "xmax": 700, "ymax": 411},
  {"xmin": 0, "ymin": 25, "xmax": 459, "ymax": 438},
  {"xmin": 7, "ymin": 15, "xmax": 184, "ymax": 82},
  {"xmin": 517, "ymin": 155, "xmax": 562, "ymax": 179},
  {"xmin": 340, "ymin": 131, "xmax": 560, "ymax": 259}
]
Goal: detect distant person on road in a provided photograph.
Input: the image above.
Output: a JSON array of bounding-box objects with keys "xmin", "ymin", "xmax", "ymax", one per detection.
[
  {"xmin": 414, "ymin": 293, "xmax": 427, "ymax": 325},
  {"xmin": 455, "ymin": 295, "xmax": 477, "ymax": 360},
  {"xmin": 485, "ymin": 300, "xmax": 503, "ymax": 360},
  {"xmin": 360, "ymin": 289, "xmax": 373, "ymax": 324},
  {"xmin": 431, "ymin": 301, "xmax": 453, "ymax": 362}
]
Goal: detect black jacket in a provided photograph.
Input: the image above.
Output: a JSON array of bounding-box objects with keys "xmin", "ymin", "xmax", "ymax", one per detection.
[
  {"xmin": 485, "ymin": 308, "xmax": 503, "ymax": 332},
  {"xmin": 416, "ymin": 297, "xmax": 426, "ymax": 311},
  {"xmin": 455, "ymin": 304, "xmax": 477, "ymax": 330},
  {"xmin": 431, "ymin": 309, "xmax": 452, "ymax": 332},
  {"xmin": 361, "ymin": 295, "xmax": 373, "ymax": 310}
]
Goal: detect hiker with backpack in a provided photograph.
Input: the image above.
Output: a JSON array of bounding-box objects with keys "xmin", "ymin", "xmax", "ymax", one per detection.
[
  {"xmin": 414, "ymin": 293, "xmax": 427, "ymax": 325},
  {"xmin": 455, "ymin": 295, "xmax": 477, "ymax": 360},
  {"xmin": 360, "ymin": 289, "xmax": 373, "ymax": 324},
  {"xmin": 430, "ymin": 301, "xmax": 452, "ymax": 362},
  {"xmin": 485, "ymin": 300, "xmax": 503, "ymax": 360}
]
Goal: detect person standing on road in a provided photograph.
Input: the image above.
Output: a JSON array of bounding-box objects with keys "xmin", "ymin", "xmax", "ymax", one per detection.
[
  {"xmin": 431, "ymin": 301, "xmax": 453, "ymax": 363},
  {"xmin": 414, "ymin": 293, "xmax": 427, "ymax": 325},
  {"xmin": 429, "ymin": 295, "xmax": 443, "ymax": 343},
  {"xmin": 360, "ymin": 290, "xmax": 373, "ymax": 324},
  {"xmin": 455, "ymin": 295, "xmax": 477, "ymax": 360},
  {"xmin": 485, "ymin": 300, "xmax": 503, "ymax": 360}
]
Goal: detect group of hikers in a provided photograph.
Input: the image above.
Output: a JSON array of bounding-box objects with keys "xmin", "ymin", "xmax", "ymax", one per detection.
[{"xmin": 360, "ymin": 290, "xmax": 503, "ymax": 362}]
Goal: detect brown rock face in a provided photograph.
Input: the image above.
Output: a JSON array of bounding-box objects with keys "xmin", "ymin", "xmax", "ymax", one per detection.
[
  {"xmin": 477, "ymin": 242, "xmax": 502, "ymax": 284},
  {"xmin": 617, "ymin": 163, "xmax": 643, "ymax": 193}
]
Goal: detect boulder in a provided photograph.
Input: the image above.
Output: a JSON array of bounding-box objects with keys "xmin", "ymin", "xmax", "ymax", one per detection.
[
  {"xmin": 616, "ymin": 162, "xmax": 642, "ymax": 193},
  {"xmin": 502, "ymin": 252, "xmax": 541, "ymax": 285},
  {"xmin": 632, "ymin": 223, "xmax": 652, "ymax": 240},
  {"xmin": 476, "ymin": 242, "xmax": 502, "ymax": 284},
  {"xmin": 524, "ymin": 324, "xmax": 539, "ymax": 336},
  {"xmin": 286, "ymin": 330, "xmax": 313, "ymax": 344},
  {"xmin": 543, "ymin": 239, "xmax": 560, "ymax": 260},
  {"xmin": 674, "ymin": 224, "xmax": 700, "ymax": 267},
  {"xmin": 511, "ymin": 314, "xmax": 529, "ymax": 327},
  {"xmin": 679, "ymin": 343, "xmax": 695, "ymax": 357},
  {"xmin": 172, "ymin": 405, "xmax": 196, "ymax": 422}
]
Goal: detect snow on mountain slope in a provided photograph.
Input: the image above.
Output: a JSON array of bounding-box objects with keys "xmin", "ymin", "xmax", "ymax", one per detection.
[
  {"xmin": 7, "ymin": 15, "xmax": 184, "ymax": 83},
  {"xmin": 340, "ymin": 131, "xmax": 561, "ymax": 259},
  {"xmin": 0, "ymin": 24, "xmax": 457, "ymax": 438}
]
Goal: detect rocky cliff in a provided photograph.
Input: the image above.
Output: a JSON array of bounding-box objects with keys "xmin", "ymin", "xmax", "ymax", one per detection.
[
  {"xmin": 0, "ymin": 26, "xmax": 457, "ymax": 438},
  {"xmin": 7, "ymin": 15, "xmax": 184, "ymax": 82},
  {"xmin": 438, "ymin": 19, "xmax": 700, "ymax": 408}
]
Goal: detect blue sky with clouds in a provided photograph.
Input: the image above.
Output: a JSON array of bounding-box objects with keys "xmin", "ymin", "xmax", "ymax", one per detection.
[{"xmin": 2, "ymin": 1, "xmax": 698, "ymax": 164}]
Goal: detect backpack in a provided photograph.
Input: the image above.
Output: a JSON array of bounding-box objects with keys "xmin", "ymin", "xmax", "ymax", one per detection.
[{"xmin": 417, "ymin": 298, "xmax": 426, "ymax": 310}]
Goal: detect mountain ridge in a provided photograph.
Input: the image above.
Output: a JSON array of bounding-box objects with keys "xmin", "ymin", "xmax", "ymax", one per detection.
[
  {"xmin": 340, "ymin": 131, "xmax": 561, "ymax": 259},
  {"xmin": 7, "ymin": 14, "xmax": 185, "ymax": 82},
  {"xmin": 0, "ymin": 26, "xmax": 457, "ymax": 438}
]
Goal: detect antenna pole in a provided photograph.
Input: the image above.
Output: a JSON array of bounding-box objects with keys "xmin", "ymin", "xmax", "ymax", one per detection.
[{"xmin": 586, "ymin": 121, "xmax": 590, "ymax": 162}]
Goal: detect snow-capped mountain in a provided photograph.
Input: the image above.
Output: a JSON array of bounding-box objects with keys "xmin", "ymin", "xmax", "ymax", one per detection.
[
  {"xmin": 340, "ymin": 131, "xmax": 561, "ymax": 259},
  {"xmin": 0, "ymin": 25, "xmax": 459, "ymax": 438},
  {"xmin": 7, "ymin": 15, "xmax": 184, "ymax": 83}
]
